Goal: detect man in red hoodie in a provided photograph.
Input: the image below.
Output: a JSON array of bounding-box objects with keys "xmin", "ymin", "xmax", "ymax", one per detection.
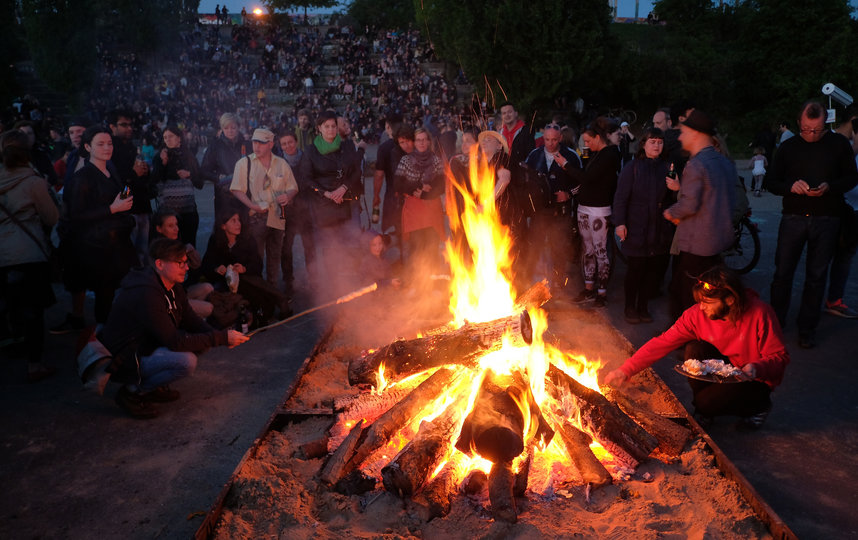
[{"xmin": 604, "ymin": 266, "xmax": 789, "ymax": 429}]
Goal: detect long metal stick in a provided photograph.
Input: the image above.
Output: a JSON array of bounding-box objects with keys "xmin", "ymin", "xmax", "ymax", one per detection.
[{"xmin": 247, "ymin": 283, "xmax": 378, "ymax": 337}]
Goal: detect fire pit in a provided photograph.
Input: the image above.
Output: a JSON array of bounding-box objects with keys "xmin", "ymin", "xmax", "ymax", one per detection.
[{"xmin": 197, "ymin": 150, "xmax": 792, "ymax": 539}]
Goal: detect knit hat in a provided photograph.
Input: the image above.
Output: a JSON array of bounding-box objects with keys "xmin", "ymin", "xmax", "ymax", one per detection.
[{"xmin": 682, "ymin": 110, "xmax": 717, "ymax": 136}]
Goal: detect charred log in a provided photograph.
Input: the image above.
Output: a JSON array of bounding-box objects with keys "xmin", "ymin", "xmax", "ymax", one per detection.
[
  {"xmin": 349, "ymin": 311, "xmax": 532, "ymax": 386},
  {"xmin": 609, "ymin": 391, "xmax": 693, "ymax": 459},
  {"xmin": 344, "ymin": 367, "xmax": 461, "ymax": 477},
  {"xmin": 552, "ymin": 419, "xmax": 612, "ymax": 488},
  {"xmin": 546, "ymin": 364, "xmax": 657, "ymax": 469},
  {"xmin": 335, "ymin": 469, "xmax": 376, "ymax": 495},
  {"xmin": 513, "ymin": 279, "xmax": 551, "ymax": 311},
  {"xmin": 381, "ymin": 396, "xmax": 466, "ymax": 497},
  {"xmin": 462, "ymin": 469, "xmax": 488, "ymax": 495},
  {"xmin": 411, "ymin": 462, "xmax": 463, "ymax": 522},
  {"xmin": 297, "ymin": 435, "xmax": 329, "ymax": 460},
  {"xmin": 455, "ymin": 370, "xmax": 526, "ymax": 463},
  {"xmin": 513, "ymin": 453, "xmax": 531, "ymax": 497},
  {"xmin": 328, "ymin": 380, "xmax": 425, "ymax": 452},
  {"xmin": 319, "ymin": 419, "xmax": 364, "ymax": 486},
  {"xmin": 488, "ymin": 461, "xmax": 517, "ymax": 523}
]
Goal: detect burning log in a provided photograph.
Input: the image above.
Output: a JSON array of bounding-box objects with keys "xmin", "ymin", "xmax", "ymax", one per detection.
[
  {"xmin": 462, "ymin": 469, "xmax": 488, "ymax": 495},
  {"xmin": 319, "ymin": 419, "xmax": 364, "ymax": 486},
  {"xmin": 488, "ymin": 461, "xmax": 518, "ymax": 523},
  {"xmin": 343, "ymin": 367, "xmax": 461, "ymax": 478},
  {"xmin": 381, "ymin": 395, "xmax": 467, "ymax": 498},
  {"xmin": 328, "ymin": 378, "xmax": 427, "ymax": 452},
  {"xmin": 546, "ymin": 364, "xmax": 657, "ymax": 469},
  {"xmin": 411, "ymin": 461, "xmax": 464, "ymax": 522},
  {"xmin": 552, "ymin": 419, "xmax": 612, "ymax": 488},
  {"xmin": 456, "ymin": 370, "xmax": 527, "ymax": 463},
  {"xmin": 609, "ymin": 392, "xmax": 693, "ymax": 459},
  {"xmin": 513, "ymin": 452, "xmax": 531, "ymax": 497},
  {"xmin": 513, "ymin": 279, "xmax": 551, "ymax": 312},
  {"xmin": 456, "ymin": 369, "xmax": 554, "ymax": 464},
  {"xmin": 348, "ymin": 311, "xmax": 532, "ymax": 386}
]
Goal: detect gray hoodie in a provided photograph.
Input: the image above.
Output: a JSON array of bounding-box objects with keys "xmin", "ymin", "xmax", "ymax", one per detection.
[{"xmin": 0, "ymin": 165, "xmax": 60, "ymax": 267}]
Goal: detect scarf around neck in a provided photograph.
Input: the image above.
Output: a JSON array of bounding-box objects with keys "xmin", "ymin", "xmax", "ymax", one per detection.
[
  {"xmin": 314, "ymin": 134, "xmax": 342, "ymax": 155},
  {"xmin": 409, "ymin": 148, "xmax": 436, "ymax": 172}
]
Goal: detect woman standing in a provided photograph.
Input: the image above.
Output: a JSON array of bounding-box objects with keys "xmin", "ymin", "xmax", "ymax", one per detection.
[
  {"xmin": 0, "ymin": 130, "xmax": 60, "ymax": 381},
  {"xmin": 152, "ymin": 125, "xmax": 203, "ymax": 246},
  {"xmin": 568, "ymin": 116, "xmax": 622, "ymax": 307},
  {"xmin": 296, "ymin": 110, "xmax": 363, "ymax": 296},
  {"xmin": 613, "ymin": 128, "xmax": 675, "ymax": 323},
  {"xmin": 200, "ymin": 113, "xmax": 250, "ymax": 220},
  {"xmin": 65, "ymin": 126, "xmax": 136, "ymax": 324},
  {"xmin": 394, "ymin": 128, "xmax": 445, "ymax": 278}
]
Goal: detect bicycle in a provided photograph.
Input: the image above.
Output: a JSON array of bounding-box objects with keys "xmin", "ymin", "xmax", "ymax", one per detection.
[{"xmin": 722, "ymin": 210, "xmax": 761, "ymax": 274}]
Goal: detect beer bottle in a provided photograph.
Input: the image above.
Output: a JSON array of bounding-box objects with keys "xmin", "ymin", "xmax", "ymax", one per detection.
[
  {"xmin": 237, "ymin": 305, "xmax": 249, "ymax": 334},
  {"xmin": 667, "ymin": 162, "xmax": 677, "ymax": 180}
]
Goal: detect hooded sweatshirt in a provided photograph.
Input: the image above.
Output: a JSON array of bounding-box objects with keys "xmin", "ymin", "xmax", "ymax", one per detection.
[
  {"xmin": 99, "ymin": 267, "xmax": 228, "ymax": 384},
  {"xmin": 0, "ymin": 165, "xmax": 59, "ymax": 267}
]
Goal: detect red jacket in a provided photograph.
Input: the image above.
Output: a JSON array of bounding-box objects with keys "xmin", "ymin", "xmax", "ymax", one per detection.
[{"xmin": 620, "ymin": 290, "xmax": 788, "ymax": 389}]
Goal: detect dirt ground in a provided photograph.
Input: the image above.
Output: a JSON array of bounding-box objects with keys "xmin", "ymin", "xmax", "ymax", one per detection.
[{"xmin": 2, "ymin": 171, "xmax": 858, "ymax": 539}]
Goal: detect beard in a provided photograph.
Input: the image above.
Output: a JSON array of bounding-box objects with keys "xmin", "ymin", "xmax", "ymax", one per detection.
[{"xmin": 707, "ymin": 302, "xmax": 731, "ymax": 320}]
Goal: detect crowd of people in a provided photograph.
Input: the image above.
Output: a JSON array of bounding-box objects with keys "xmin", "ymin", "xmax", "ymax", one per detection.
[{"xmin": 2, "ymin": 18, "xmax": 857, "ymax": 428}]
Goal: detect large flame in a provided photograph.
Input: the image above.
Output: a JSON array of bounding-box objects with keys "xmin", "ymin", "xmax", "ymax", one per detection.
[{"xmin": 361, "ymin": 144, "xmax": 614, "ymax": 496}]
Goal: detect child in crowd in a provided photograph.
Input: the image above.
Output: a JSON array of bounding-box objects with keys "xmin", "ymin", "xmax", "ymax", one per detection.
[
  {"xmin": 359, "ymin": 232, "xmax": 401, "ymax": 289},
  {"xmin": 749, "ymin": 146, "xmax": 767, "ymax": 197}
]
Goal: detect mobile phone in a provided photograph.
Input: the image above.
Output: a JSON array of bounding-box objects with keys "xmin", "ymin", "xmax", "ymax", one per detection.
[{"xmin": 808, "ymin": 186, "xmax": 822, "ymax": 192}]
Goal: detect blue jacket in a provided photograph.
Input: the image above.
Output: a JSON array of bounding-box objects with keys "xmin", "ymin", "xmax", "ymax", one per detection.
[{"xmin": 669, "ymin": 146, "xmax": 736, "ymax": 256}]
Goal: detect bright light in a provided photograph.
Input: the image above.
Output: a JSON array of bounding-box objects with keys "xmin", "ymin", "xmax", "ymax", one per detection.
[{"xmin": 253, "ymin": 8, "xmax": 263, "ymax": 15}]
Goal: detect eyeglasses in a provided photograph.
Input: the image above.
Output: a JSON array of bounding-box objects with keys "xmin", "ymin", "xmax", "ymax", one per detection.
[
  {"xmin": 117, "ymin": 122, "xmax": 132, "ymax": 128},
  {"xmin": 799, "ymin": 128, "xmax": 826, "ymax": 134},
  {"xmin": 168, "ymin": 258, "xmax": 189, "ymax": 268}
]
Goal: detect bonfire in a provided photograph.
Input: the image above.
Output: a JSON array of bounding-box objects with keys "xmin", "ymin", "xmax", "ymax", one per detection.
[{"xmin": 319, "ymin": 147, "xmax": 684, "ymax": 522}]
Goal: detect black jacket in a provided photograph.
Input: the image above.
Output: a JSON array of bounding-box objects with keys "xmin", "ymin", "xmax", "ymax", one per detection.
[
  {"xmin": 200, "ymin": 229, "xmax": 263, "ymax": 287},
  {"xmin": 99, "ymin": 268, "xmax": 227, "ymax": 384},
  {"xmin": 296, "ymin": 139, "xmax": 362, "ymax": 227},
  {"xmin": 199, "ymin": 134, "xmax": 250, "ymax": 186},
  {"xmin": 523, "ymin": 145, "xmax": 581, "ymax": 212}
]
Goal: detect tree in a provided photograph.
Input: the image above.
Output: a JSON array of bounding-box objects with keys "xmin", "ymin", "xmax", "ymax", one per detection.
[
  {"xmin": 348, "ymin": 0, "xmax": 415, "ymax": 30},
  {"xmin": 20, "ymin": 0, "xmax": 98, "ymax": 107},
  {"xmin": 416, "ymin": 0, "xmax": 614, "ymax": 113},
  {"xmin": 730, "ymin": 0, "xmax": 858, "ymax": 129}
]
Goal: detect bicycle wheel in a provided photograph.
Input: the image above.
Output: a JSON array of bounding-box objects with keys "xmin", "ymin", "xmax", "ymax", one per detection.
[{"xmin": 723, "ymin": 218, "xmax": 760, "ymax": 274}]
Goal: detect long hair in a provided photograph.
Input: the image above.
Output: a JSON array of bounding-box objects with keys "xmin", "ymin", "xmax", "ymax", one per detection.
[{"xmin": 692, "ymin": 265, "xmax": 748, "ymax": 320}]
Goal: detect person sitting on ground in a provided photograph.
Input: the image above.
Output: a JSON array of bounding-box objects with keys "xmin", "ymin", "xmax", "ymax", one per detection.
[
  {"xmin": 151, "ymin": 211, "xmax": 213, "ymax": 319},
  {"xmin": 99, "ymin": 238, "xmax": 249, "ymax": 419},
  {"xmin": 603, "ymin": 266, "xmax": 789, "ymax": 430},
  {"xmin": 358, "ymin": 231, "xmax": 401, "ymax": 289},
  {"xmin": 200, "ymin": 211, "xmax": 292, "ymax": 325}
]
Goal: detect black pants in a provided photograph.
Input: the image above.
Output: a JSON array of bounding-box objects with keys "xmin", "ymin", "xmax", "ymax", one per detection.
[
  {"xmin": 669, "ymin": 251, "xmax": 722, "ymax": 319},
  {"xmin": 625, "ymin": 254, "xmax": 669, "ymax": 312},
  {"xmin": 1, "ymin": 262, "xmax": 54, "ymax": 363},
  {"xmin": 684, "ymin": 340, "xmax": 771, "ymax": 418},
  {"xmin": 177, "ymin": 211, "xmax": 199, "ymax": 248}
]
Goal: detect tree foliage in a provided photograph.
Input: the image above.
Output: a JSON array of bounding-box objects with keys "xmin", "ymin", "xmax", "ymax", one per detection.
[
  {"xmin": 415, "ymin": 0, "xmax": 614, "ymax": 112},
  {"xmin": 20, "ymin": 0, "xmax": 98, "ymax": 104},
  {"xmin": 348, "ymin": 0, "xmax": 415, "ymax": 30}
]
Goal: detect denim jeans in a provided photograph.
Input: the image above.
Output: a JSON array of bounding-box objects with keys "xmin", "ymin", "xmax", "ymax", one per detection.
[
  {"xmin": 138, "ymin": 347, "xmax": 198, "ymax": 392},
  {"xmin": 770, "ymin": 214, "xmax": 840, "ymax": 336}
]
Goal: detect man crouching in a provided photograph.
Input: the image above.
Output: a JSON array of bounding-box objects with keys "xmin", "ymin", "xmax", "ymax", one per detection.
[
  {"xmin": 603, "ymin": 266, "xmax": 789, "ymax": 430},
  {"xmin": 100, "ymin": 238, "xmax": 249, "ymax": 418}
]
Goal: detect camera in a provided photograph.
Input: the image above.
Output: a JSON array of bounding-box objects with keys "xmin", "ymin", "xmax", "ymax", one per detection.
[{"xmin": 822, "ymin": 83, "xmax": 853, "ymax": 107}]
